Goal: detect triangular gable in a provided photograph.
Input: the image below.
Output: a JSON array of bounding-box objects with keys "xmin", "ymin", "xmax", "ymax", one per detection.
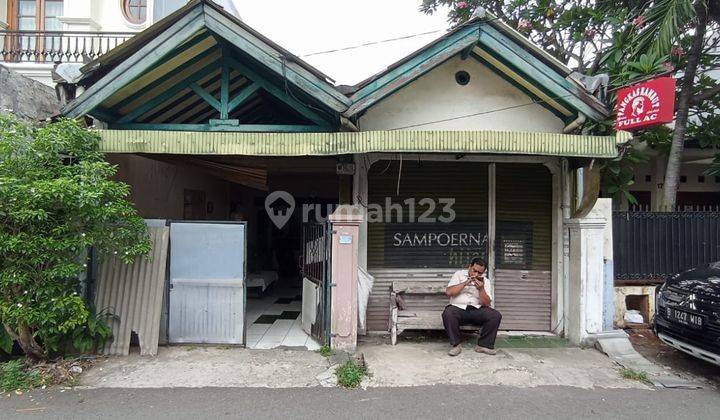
[
  {"xmin": 62, "ymin": 0, "xmax": 351, "ymax": 130},
  {"xmin": 346, "ymin": 13, "xmax": 608, "ymax": 122}
]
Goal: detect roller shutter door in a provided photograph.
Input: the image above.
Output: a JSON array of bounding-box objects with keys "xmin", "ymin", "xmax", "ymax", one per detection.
[
  {"xmin": 366, "ymin": 160, "xmax": 488, "ymax": 332},
  {"xmin": 494, "ymin": 163, "xmax": 552, "ymax": 331}
]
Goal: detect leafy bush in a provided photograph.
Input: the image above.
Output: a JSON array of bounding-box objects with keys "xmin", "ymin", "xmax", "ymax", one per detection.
[
  {"xmin": 335, "ymin": 360, "xmax": 367, "ymax": 388},
  {"xmin": 0, "ymin": 360, "xmax": 46, "ymax": 392},
  {"xmin": 0, "ymin": 114, "xmax": 150, "ymax": 360}
]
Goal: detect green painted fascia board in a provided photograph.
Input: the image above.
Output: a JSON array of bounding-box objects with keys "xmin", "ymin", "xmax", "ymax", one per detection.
[
  {"xmin": 61, "ymin": 6, "xmax": 205, "ymax": 119},
  {"xmin": 97, "ymin": 129, "xmax": 620, "ymax": 158},
  {"xmin": 89, "ymin": 107, "xmax": 122, "ymax": 122},
  {"xmin": 346, "ymin": 25, "xmax": 480, "ymax": 116},
  {"xmin": 224, "ymin": 56, "xmax": 334, "ymax": 127},
  {"xmin": 107, "ymin": 123, "xmax": 333, "ymax": 132},
  {"xmin": 469, "ymin": 51, "xmax": 569, "ymax": 121},
  {"xmin": 116, "ymin": 60, "xmax": 222, "ymax": 124},
  {"xmin": 477, "ymin": 25, "xmax": 608, "ymax": 121},
  {"xmin": 203, "ymin": 6, "xmax": 350, "ymax": 112}
]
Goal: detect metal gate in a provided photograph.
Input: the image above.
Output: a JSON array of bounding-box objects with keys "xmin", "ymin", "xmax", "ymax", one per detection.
[
  {"xmin": 302, "ymin": 221, "xmax": 332, "ymax": 345},
  {"xmin": 168, "ymin": 221, "xmax": 246, "ymax": 344}
]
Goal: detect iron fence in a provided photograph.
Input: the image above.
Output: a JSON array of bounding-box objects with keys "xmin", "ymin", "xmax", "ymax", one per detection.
[
  {"xmin": 0, "ymin": 30, "xmax": 134, "ymax": 63},
  {"xmin": 613, "ymin": 210, "xmax": 720, "ymax": 283}
]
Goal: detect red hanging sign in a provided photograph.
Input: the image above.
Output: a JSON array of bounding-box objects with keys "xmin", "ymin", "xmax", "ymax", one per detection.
[{"xmin": 615, "ymin": 77, "xmax": 676, "ymax": 130}]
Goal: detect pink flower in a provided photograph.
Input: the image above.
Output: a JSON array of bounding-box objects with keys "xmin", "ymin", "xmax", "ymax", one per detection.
[
  {"xmin": 456, "ymin": 1, "xmax": 469, "ymax": 9},
  {"xmin": 633, "ymin": 15, "xmax": 645, "ymax": 27},
  {"xmin": 671, "ymin": 46, "xmax": 685, "ymax": 57},
  {"xmin": 584, "ymin": 28, "xmax": 598, "ymax": 39},
  {"xmin": 662, "ymin": 62, "xmax": 674, "ymax": 72},
  {"xmin": 517, "ymin": 18, "xmax": 532, "ymax": 31}
]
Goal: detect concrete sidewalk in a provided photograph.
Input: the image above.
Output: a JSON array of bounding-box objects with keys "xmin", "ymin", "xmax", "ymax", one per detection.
[
  {"xmin": 79, "ymin": 341, "xmax": 648, "ymax": 389},
  {"xmin": 361, "ymin": 341, "xmax": 647, "ymax": 389}
]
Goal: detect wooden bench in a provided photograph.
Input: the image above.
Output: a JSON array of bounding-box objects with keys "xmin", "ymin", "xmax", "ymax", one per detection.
[{"xmin": 390, "ymin": 280, "xmax": 479, "ymax": 345}]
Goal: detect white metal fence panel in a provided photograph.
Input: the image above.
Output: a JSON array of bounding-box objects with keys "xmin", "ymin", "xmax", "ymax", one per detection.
[{"xmin": 168, "ymin": 222, "xmax": 246, "ymax": 344}]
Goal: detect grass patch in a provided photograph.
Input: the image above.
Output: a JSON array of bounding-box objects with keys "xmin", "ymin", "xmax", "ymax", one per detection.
[
  {"xmin": 0, "ymin": 360, "xmax": 48, "ymax": 393},
  {"xmin": 185, "ymin": 345, "xmax": 198, "ymax": 352},
  {"xmin": 317, "ymin": 345, "xmax": 332, "ymax": 357},
  {"xmin": 620, "ymin": 367, "xmax": 649, "ymax": 383},
  {"xmin": 335, "ymin": 360, "xmax": 367, "ymax": 388}
]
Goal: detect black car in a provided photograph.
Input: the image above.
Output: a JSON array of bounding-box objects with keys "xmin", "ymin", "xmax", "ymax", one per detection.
[{"xmin": 654, "ymin": 262, "xmax": 720, "ymax": 366}]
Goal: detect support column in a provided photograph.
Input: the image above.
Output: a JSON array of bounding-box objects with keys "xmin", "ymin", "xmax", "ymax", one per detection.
[
  {"xmin": 593, "ymin": 198, "xmax": 615, "ymax": 331},
  {"xmin": 544, "ymin": 159, "xmax": 564, "ymax": 334},
  {"xmin": 487, "ymin": 163, "xmax": 496, "ymax": 298},
  {"xmin": 353, "ymin": 154, "xmax": 373, "ymax": 270},
  {"xmin": 565, "ymin": 213, "xmax": 606, "ymax": 346},
  {"xmin": 328, "ymin": 205, "xmax": 364, "ymax": 352}
]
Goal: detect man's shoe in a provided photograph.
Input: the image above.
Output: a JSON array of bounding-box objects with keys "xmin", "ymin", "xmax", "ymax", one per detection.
[
  {"xmin": 474, "ymin": 346, "xmax": 498, "ymax": 355},
  {"xmin": 448, "ymin": 345, "xmax": 462, "ymax": 356}
]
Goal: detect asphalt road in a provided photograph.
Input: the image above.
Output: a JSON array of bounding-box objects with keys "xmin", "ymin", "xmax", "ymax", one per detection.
[{"xmin": 2, "ymin": 385, "xmax": 719, "ymax": 419}]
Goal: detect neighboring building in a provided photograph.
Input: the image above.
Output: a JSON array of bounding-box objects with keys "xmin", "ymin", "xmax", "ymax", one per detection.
[
  {"xmin": 0, "ymin": 63, "xmax": 60, "ymax": 119},
  {"xmin": 623, "ymin": 148, "xmax": 720, "ymax": 211},
  {"xmin": 58, "ymin": 0, "xmax": 620, "ymax": 351},
  {"xmin": 0, "ymin": 0, "xmax": 238, "ymax": 85}
]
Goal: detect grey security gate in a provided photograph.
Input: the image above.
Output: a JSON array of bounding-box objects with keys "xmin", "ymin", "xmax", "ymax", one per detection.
[
  {"xmin": 168, "ymin": 221, "xmax": 246, "ymax": 344},
  {"xmin": 613, "ymin": 210, "xmax": 720, "ymax": 283},
  {"xmin": 302, "ymin": 221, "xmax": 332, "ymax": 346}
]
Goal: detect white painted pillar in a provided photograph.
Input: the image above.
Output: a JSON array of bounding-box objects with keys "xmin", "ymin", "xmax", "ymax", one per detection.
[
  {"xmin": 544, "ymin": 159, "xmax": 564, "ymax": 334},
  {"xmin": 328, "ymin": 205, "xmax": 364, "ymax": 352},
  {"xmin": 565, "ymin": 213, "xmax": 606, "ymax": 346}
]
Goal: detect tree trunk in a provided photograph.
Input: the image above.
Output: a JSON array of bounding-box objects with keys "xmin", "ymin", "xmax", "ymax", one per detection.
[
  {"xmin": 661, "ymin": 3, "xmax": 708, "ymax": 210},
  {"xmin": 16, "ymin": 325, "xmax": 45, "ymax": 361}
]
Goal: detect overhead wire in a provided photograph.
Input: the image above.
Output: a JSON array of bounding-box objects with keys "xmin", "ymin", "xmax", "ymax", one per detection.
[{"xmin": 387, "ymin": 70, "xmax": 676, "ymax": 130}]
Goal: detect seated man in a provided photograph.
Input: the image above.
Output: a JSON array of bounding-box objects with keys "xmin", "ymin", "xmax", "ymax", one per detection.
[{"xmin": 442, "ymin": 257, "xmax": 502, "ymax": 356}]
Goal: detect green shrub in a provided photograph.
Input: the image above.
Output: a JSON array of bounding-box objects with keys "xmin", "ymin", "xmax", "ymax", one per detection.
[
  {"xmin": 0, "ymin": 360, "xmax": 46, "ymax": 392},
  {"xmin": 0, "ymin": 115, "xmax": 150, "ymax": 359},
  {"xmin": 335, "ymin": 360, "xmax": 367, "ymax": 388}
]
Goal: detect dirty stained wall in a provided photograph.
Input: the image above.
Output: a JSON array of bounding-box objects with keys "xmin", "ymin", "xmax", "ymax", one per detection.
[
  {"xmin": 358, "ymin": 55, "xmax": 566, "ymax": 133},
  {"xmin": 107, "ymin": 154, "xmax": 232, "ymax": 220}
]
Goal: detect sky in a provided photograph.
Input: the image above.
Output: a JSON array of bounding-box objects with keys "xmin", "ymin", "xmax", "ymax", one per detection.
[{"xmin": 231, "ymin": 0, "xmax": 452, "ymax": 86}]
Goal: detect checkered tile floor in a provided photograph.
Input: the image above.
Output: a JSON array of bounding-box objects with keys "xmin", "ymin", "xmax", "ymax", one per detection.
[{"xmin": 245, "ymin": 288, "xmax": 320, "ymax": 350}]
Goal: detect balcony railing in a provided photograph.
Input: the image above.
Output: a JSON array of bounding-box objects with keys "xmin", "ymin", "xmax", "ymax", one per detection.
[{"xmin": 0, "ymin": 30, "xmax": 135, "ymax": 64}]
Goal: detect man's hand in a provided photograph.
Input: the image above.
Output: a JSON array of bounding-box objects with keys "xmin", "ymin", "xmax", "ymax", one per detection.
[{"xmin": 472, "ymin": 278, "xmax": 484, "ymax": 289}]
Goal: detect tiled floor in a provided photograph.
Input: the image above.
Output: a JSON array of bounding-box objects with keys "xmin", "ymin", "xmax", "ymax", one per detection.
[{"xmin": 245, "ymin": 287, "xmax": 321, "ymax": 350}]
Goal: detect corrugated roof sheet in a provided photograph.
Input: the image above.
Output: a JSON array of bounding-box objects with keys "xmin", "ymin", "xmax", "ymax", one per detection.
[
  {"xmin": 94, "ymin": 223, "xmax": 169, "ymax": 356},
  {"xmin": 98, "ymin": 129, "xmax": 628, "ymax": 158}
]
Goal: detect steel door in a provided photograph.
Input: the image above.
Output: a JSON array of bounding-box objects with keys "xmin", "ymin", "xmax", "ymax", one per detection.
[
  {"xmin": 168, "ymin": 222, "xmax": 246, "ymax": 344},
  {"xmin": 302, "ymin": 222, "xmax": 332, "ymax": 345}
]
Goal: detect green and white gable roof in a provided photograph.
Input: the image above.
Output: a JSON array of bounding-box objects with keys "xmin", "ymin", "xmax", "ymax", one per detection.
[{"xmin": 61, "ymin": 1, "xmax": 609, "ymax": 134}]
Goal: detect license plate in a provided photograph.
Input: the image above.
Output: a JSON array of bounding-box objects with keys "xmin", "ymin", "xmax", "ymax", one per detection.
[{"xmin": 666, "ymin": 307, "xmax": 704, "ymax": 329}]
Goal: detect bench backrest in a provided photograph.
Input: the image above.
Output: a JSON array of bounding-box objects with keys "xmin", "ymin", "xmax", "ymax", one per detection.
[{"xmin": 392, "ymin": 280, "xmax": 449, "ymax": 312}]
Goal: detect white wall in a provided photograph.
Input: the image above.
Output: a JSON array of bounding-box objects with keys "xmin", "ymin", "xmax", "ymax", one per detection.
[
  {"xmin": 59, "ymin": 0, "xmax": 151, "ymax": 32},
  {"xmin": 621, "ymin": 156, "xmax": 720, "ymax": 209},
  {"xmin": 358, "ymin": 55, "xmax": 566, "ymax": 133}
]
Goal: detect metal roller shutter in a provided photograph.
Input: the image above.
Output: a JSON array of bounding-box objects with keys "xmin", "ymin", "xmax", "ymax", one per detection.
[
  {"xmin": 366, "ymin": 160, "xmax": 488, "ymax": 332},
  {"xmin": 494, "ymin": 163, "xmax": 553, "ymax": 331}
]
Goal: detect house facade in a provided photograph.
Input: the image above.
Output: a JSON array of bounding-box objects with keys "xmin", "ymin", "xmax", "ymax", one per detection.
[{"xmin": 57, "ymin": 0, "xmax": 623, "ymax": 352}]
